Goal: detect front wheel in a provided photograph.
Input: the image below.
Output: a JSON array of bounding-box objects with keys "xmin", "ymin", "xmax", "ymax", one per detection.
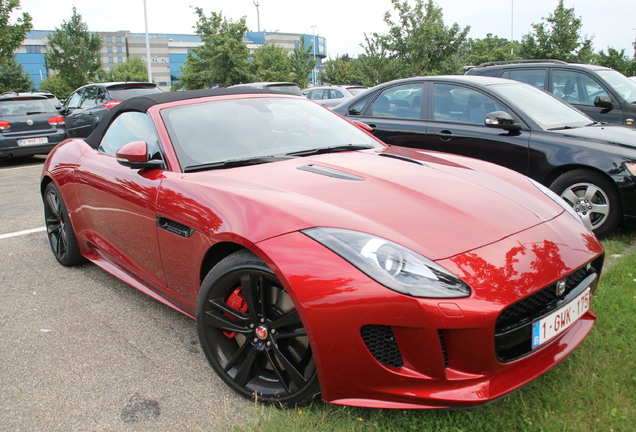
[
  {"xmin": 196, "ymin": 250, "xmax": 319, "ymax": 406},
  {"xmin": 43, "ymin": 182, "xmax": 85, "ymax": 266},
  {"xmin": 549, "ymin": 169, "xmax": 621, "ymax": 238}
]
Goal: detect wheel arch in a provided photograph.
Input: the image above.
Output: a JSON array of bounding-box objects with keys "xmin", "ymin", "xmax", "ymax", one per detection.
[
  {"xmin": 198, "ymin": 241, "xmax": 248, "ymax": 287},
  {"xmin": 541, "ymin": 163, "xmax": 620, "ymax": 199}
]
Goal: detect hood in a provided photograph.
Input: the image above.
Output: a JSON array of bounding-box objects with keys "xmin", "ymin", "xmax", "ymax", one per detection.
[
  {"xmin": 553, "ymin": 124, "xmax": 636, "ymax": 151},
  {"xmin": 183, "ymin": 149, "xmax": 566, "ymax": 261}
]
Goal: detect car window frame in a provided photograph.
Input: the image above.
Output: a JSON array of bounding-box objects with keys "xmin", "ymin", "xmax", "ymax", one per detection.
[
  {"xmin": 98, "ymin": 111, "xmax": 165, "ymax": 165},
  {"xmin": 548, "ymin": 68, "xmax": 611, "ymax": 107}
]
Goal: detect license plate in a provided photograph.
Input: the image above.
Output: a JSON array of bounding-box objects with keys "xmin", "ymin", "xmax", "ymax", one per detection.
[
  {"xmin": 18, "ymin": 137, "xmax": 48, "ymax": 146},
  {"xmin": 532, "ymin": 287, "xmax": 591, "ymax": 349}
]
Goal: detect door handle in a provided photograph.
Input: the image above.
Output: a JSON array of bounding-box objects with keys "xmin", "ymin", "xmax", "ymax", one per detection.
[{"xmin": 437, "ymin": 130, "xmax": 452, "ymax": 141}]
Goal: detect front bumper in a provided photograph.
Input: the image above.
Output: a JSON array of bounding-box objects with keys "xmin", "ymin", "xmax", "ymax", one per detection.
[{"xmin": 254, "ymin": 212, "xmax": 603, "ymax": 408}]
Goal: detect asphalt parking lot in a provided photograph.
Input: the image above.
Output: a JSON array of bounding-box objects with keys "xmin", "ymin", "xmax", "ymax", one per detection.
[{"xmin": 0, "ymin": 157, "xmax": 258, "ymax": 431}]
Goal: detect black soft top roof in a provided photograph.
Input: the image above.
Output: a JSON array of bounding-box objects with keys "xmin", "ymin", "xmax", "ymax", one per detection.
[{"xmin": 84, "ymin": 87, "xmax": 285, "ymax": 148}]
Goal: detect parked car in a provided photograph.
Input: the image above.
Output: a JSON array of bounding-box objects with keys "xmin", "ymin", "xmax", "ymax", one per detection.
[
  {"xmin": 465, "ymin": 60, "xmax": 636, "ymax": 127},
  {"xmin": 32, "ymin": 91, "xmax": 63, "ymax": 110},
  {"xmin": 0, "ymin": 93, "xmax": 66, "ymax": 159},
  {"xmin": 333, "ymin": 75, "xmax": 636, "ymax": 237},
  {"xmin": 42, "ymin": 87, "xmax": 604, "ymax": 408},
  {"xmin": 302, "ymin": 84, "xmax": 368, "ymax": 107},
  {"xmin": 229, "ymin": 82, "xmax": 303, "ymax": 95},
  {"xmin": 60, "ymin": 82, "xmax": 161, "ymax": 138}
]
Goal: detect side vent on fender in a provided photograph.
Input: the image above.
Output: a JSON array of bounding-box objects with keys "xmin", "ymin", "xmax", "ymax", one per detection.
[{"xmin": 157, "ymin": 216, "xmax": 194, "ymax": 238}]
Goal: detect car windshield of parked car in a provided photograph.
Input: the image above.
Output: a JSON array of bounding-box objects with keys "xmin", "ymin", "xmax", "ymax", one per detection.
[
  {"xmin": 0, "ymin": 98, "xmax": 57, "ymax": 115},
  {"xmin": 161, "ymin": 96, "xmax": 381, "ymax": 171},
  {"xmin": 491, "ymin": 83, "xmax": 593, "ymax": 130},
  {"xmin": 595, "ymin": 69, "xmax": 636, "ymax": 103},
  {"xmin": 108, "ymin": 86, "xmax": 162, "ymax": 100}
]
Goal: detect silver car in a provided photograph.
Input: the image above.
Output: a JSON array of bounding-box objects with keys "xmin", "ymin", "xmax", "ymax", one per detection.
[{"xmin": 303, "ymin": 85, "xmax": 367, "ymax": 108}]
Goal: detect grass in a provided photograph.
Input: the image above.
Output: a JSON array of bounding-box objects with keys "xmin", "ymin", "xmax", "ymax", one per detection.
[{"xmin": 234, "ymin": 230, "xmax": 636, "ymax": 432}]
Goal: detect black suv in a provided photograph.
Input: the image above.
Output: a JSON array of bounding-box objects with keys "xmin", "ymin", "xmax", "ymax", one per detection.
[
  {"xmin": 465, "ymin": 60, "xmax": 636, "ymax": 128},
  {"xmin": 0, "ymin": 93, "xmax": 67, "ymax": 159},
  {"xmin": 61, "ymin": 82, "xmax": 162, "ymax": 138}
]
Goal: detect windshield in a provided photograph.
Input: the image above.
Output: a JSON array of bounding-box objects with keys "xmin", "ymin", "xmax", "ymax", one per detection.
[
  {"xmin": 109, "ymin": 86, "xmax": 162, "ymax": 100},
  {"xmin": 490, "ymin": 83, "xmax": 592, "ymax": 130},
  {"xmin": 596, "ymin": 69, "xmax": 636, "ymax": 103},
  {"xmin": 161, "ymin": 96, "xmax": 382, "ymax": 170},
  {"xmin": 0, "ymin": 98, "xmax": 57, "ymax": 115}
]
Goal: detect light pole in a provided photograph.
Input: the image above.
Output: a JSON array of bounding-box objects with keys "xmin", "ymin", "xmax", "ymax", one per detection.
[
  {"xmin": 143, "ymin": 0, "xmax": 152, "ymax": 82},
  {"xmin": 311, "ymin": 25, "xmax": 317, "ymax": 86},
  {"xmin": 253, "ymin": 1, "xmax": 261, "ymax": 32}
]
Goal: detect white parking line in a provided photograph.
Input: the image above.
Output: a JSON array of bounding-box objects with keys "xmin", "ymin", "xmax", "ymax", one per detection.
[{"xmin": 0, "ymin": 227, "xmax": 46, "ymax": 240}]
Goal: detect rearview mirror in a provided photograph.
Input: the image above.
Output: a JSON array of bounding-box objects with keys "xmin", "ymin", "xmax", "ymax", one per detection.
[
  {"xmin": 484, "ymin": 111, "xmax": 521, "ymax": 131},
  {"xmin": 594, "ymin": 95, "xmax": 613, "ymax": 110},
  {"xmin": 116, "ymin": 141, "xmax": 163, "ymax": 170}
]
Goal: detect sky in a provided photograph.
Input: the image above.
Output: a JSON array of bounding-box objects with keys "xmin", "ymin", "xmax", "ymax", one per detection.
[{"xmin": 21, "ymin": 0, "xmax": 636, "ymax": 59}]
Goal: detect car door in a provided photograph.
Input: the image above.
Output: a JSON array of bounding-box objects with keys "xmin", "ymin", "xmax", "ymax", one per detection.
[
  {"xmin": 549, "ymin": 69, "xmax": 623, "ymax": 125},
  {"xmin": 73, "ymin": 86, "xmax": 107, "ymax": 137},
  {"xmin": 73, "ymin": 111, "xmax": 168, "ymax": 290},
  {"xmin": 61, "ymin": 90, "xmax": 84, "ymax": 138},
  {"xmin": 423, "ymin": 82, "xmax": 531, "ymax": 175},
  {"xmin": 354, "ymin": 82, "xmax": 428, "ymax": 148}
]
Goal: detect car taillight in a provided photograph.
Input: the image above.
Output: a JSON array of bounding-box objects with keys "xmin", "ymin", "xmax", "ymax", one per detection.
[
  {"xmin": 0, "ymin": 120, "xmax": 10, "ymax": 132},
  {"xmin": 48, "ymin": 115, "xmax": 65, "ymax": 126},
  {"xmin": 103, "ymin": 100, "xmax": 122, "ymax": 110}
]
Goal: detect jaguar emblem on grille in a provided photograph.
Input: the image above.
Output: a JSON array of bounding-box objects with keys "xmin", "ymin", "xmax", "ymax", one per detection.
[
  {"xmin": 556, "ymin": 280, "xmax": 567, "ymax": 297},
  {"xmin": 26, "ymin": 119, "xmax": 33, "ymax": 126}
]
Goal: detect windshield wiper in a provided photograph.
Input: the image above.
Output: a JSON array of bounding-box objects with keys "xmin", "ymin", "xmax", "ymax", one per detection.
[
  {"xmin": 184, "ymin": 155, "xmax": 294, "ymax": 173},
  {"xmin": 548, "ymin": 125, "xmax": 577, "ymax": 131},
  {"xmin": 286, "ymin": 144, "xmax": 375, "ymax": 157}
]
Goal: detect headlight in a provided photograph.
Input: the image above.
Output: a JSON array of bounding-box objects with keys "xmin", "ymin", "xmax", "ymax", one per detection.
[
  {"xmin": 529, "ymin": 178, "xmax": 586, "ymax": 227},
  {"xmin": 302, "ymin": 227, "xmax": 470, "ymax": 298}
]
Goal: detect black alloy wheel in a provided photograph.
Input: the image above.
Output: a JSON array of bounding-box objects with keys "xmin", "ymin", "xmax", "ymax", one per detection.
[
  {"xmin": 196, "ymin": 250, "xmax": 319, "ymax": 406},
  {"xmin": 550, "ymin": 169, "xmax": 621, "ymax": 238},
  {"xmin": 43, "ymin": 182, "xmax": 85, "ymax": 266}
]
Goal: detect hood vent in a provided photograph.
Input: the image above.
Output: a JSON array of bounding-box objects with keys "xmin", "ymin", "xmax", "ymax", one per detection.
[
  {"xmin": 379, "ymin": 153, "xmax": 427, "ymax": 166},
  {"xmin": 297, "ymin": 164, "xmax": 365, "ymax": 181}
]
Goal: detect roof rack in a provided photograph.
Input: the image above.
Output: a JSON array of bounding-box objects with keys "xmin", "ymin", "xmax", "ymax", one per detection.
[{"xmin": 475, "ymin": 59, "xmax": 568, "ymax": 68}]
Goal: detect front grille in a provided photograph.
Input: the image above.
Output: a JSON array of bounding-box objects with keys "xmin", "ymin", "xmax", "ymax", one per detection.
[
  {"xmin": 361, "ymin": 325, "xmax": 403, "ymax": 368},
  {"xmin": 495, "ymin": 257, "xmax": 602, "ymax": 362}
]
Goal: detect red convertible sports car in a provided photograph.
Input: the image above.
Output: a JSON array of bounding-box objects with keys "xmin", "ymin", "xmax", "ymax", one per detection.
[{"xmin": 41, "ymin": 88, "xmax": 604, "ymax": 409}]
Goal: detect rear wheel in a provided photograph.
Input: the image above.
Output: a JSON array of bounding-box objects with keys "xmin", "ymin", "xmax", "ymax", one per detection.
[
  {"xmin": 549, "ymin": 169, "xmax": 620, "ymax": 238},
  {"xmin": 43, "ymin": 182, "xmax": 85, "ymax": 266},
  {"xmin": 196, "ymin": 250, "xmax": 319, "ymax": 406}
]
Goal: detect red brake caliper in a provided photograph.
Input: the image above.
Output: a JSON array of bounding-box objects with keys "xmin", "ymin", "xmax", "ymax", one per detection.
[{"xmin": 224, "ymin": 287, "xmax": 248, "ymax": 338}]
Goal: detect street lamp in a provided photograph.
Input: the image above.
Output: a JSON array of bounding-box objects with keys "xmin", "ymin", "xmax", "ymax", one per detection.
[
  {"xmin": 311, "ymin": 25, "xmax": 317, "ymax": 86},
  {"xmin": 253, "ymin": 1, "xmax": 261, "ymax": 32},
  {"xmin": 143, "ymin": 0, "xmax": 152, "ymax": 82}
]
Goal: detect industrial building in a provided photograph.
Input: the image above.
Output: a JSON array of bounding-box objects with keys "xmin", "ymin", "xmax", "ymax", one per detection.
[{"xmin": 16, "ymin": 30, "xmax": 327, "ymax": 91}]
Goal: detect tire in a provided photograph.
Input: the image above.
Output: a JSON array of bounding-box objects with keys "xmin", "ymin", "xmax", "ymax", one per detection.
[
  {"xmin": 549, "ymin": 169, "xmax": 621, "ymax": 238},
  {"xmin": 43, "ymin": 182, "xmax": 85, "ymax": 266},
  {"xmin": 196, "ymin": 250, "xmax": 319, "ymax": 406}
]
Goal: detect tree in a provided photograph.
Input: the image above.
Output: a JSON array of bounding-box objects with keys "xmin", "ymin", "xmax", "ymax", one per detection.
[
  {"xmin": 594, "ymin": 48, "xmax": 636, "ymax": 77},
  {"xmin": 320, "ymin": 55, "xmax": 364, "ymax": 85},
  {"xmin": 519, "ymin": 0, "xmax": 593, "ymax": 62},
  {"xmin": 39, "ymin": 73, "xmax": 72, "ymax": 97},
  {"xmin": 98, "ymin": 57, "xmax": 149, "ymax": 82},
  {"xmin": 462, "ymin": 34, "xmax": 521, "ymax": 67},
  {"xmin": 0, "ymin": 0, "xmax": 32, "ymax": 64},
  {"xmin": 379, "ymin": 0, "xmax": 470, "ymax": 75},
  {"xmin": 250, "ymin": 43, "xmax": 292, "ymax": 82},
  {"xmin": 0, "ymin": 55, "xmax": 32, "ymax": 92},
  {"xmin": 290, "ymin": 36, "xmax": 316, "ymax": 89},
  {"xmin": 45, "ymin": 7, "xmax": 102, "ymax": 98},
  {"xmin": 357, "ymin": 33, "xmax": 405, "ymax": 86},
  {"xmin": 176, "ymin": 8, "xmax": 252, "ymax": 89}
]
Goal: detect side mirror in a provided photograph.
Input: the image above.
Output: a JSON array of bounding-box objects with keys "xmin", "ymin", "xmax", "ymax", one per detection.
[
  {"xmin": 353, "ymin": 120, "xmax": 374, "ymax": 134},
  {"xmin": 116, "ymin": 141, "xmax": 163, "ymax": 170},
  {"xmin": 484, "ymin": 111, "xmax": 522, "ymax": 131},
  {"xmin": 594, "ymin": 95, "xmax": 613, "ymax": 110}
]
